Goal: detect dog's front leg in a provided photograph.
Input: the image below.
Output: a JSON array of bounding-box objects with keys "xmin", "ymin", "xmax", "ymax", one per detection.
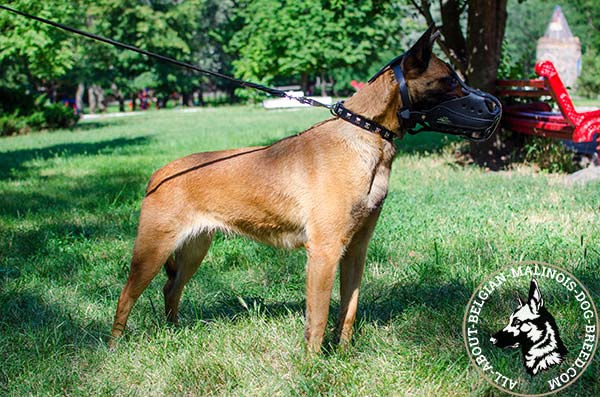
[
  {"xmin": 304, "ymin": 241, "xmax": 344, "ymax": 353},
  {"xmin": 336, "ymin": 208, "xmax": 382, "ymax": 347}
]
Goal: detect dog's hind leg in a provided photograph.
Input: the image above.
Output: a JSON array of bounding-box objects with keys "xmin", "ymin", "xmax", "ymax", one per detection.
[
  {"xmin": 336, "ymin": 208, "xmax": 381, "ymax": 347},
  {"xmin": 163, "ymin": 232, "xmax": 213, "ymax": 324},
  {"xmin": 109, "ymin": 214, "xmax": 179, "ymax": 347}
]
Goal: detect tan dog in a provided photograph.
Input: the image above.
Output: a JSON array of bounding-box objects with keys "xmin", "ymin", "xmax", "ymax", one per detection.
[{"xmin": 110, "ymin": 27, "xmax": 463, "ymax": 352}]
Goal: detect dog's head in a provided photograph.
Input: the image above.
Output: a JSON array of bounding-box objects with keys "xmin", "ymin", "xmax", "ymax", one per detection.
[
  {"xmin": 490, "ymin": 278, "xmax": 547, "ymax": 349},
  {"xmin": 367, "ymin": 26, "xmax": 501, "ymax": 141}
]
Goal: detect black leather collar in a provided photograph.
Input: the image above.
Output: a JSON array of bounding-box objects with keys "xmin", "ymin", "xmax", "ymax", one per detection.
[{"xmin": 330, "ymin": 101, "xmax": 396, "ymax": 143}]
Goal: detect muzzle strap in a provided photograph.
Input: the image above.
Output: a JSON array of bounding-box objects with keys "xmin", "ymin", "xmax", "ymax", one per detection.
[{"xmin": 392, "ymin": 62, "xmax": 417, "ymax": 130}]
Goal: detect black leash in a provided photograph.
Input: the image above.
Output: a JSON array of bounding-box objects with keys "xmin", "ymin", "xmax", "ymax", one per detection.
[{"xmin": 0, "ymin": 4, "xmax": 397, "ymax": 142}]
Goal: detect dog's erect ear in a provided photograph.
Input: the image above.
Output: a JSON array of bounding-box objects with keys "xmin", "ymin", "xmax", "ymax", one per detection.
[
  {"xmin": 403, "ymin": 25, "xmax": 440, "ymax": 75},
  {"xmin": 528, "ymin": 278, "xmax": 544, "ymax": 314},
  {"xmin": 516, "ymin": 296, "xmax": 525, "ymax": 308}
]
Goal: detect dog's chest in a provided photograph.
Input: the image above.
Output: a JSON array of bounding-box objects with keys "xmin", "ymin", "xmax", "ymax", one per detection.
[
  {"xmin": 351, "ymin": 151, "xmax": 393, "ymax": 220},
  {"xmin": 366, "ymin": 163, "xmax": 390, "ymax": 210},
  {"xmin": 366, "ymin": 143, "xmax": 395, "ymax": 210}
]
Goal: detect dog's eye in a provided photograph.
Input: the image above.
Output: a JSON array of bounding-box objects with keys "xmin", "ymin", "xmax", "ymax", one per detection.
[
  {"xmin": 441, "ymin": 76, "xmax": 458, "ymax": 90},
  {"xmin": 449, "ymin": 77, "xmax": 458, "ymax": 90},
  {"xmin": 512, "ymin": 318, "xmax": 521, "ymax": 327}
]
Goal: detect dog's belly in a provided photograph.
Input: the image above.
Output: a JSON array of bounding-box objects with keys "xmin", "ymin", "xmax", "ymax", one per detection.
[
  {"xmin": 178, "ymin": 210, "xmax": 307, "ymax": 250},
  {"xmin": 230, "ymin": 215, "xmax": 307, "ymax": 249}
]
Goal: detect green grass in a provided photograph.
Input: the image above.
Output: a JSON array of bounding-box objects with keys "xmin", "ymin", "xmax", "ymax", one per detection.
[
  {"xmin": 573, "ymin": 97, "xmax": 600, "ymax": 108},
  {"xmin": 0, "ymin": 106, "xmax": 598, "ymax": 396}
]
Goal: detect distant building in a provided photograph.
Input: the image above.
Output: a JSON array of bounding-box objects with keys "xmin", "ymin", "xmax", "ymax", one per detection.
[{"xmin": 536, "ymin": 5, "xmax": 581, "ymax": 87}]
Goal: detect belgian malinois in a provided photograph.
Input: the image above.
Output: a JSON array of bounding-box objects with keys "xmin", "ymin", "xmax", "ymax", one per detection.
[{"xmin": 110, "ymin": 27, "xmax": 497, "ymax": 352}]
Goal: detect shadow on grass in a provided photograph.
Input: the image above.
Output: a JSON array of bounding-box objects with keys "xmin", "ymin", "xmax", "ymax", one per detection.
[
  {"xmin": 0, "ymin": 169, "xmax": 147, "ymax": 217},
  {"xmin": 72, "ymin": 118, "xmax": 129, "ymax": 131},
  {"xmin": 173, "ymin": 261, "xmax": 471, "ymax": 349},
  {"xmin": 0, "ymin": 136, "xmax": 150, "ymax": 179},
  {"xmin": 0, "ymin": 136, "xmax": 153, "ymax": 286},
  {"xmin": 396, "ymin": 131, "xmax": 459, "ymax": 154},
  {"xmin": 0, "ymin": 289, "xmax": 109, "ymax": 391},
  {"xmin": 0, "ymin": 137, "xmax": 154, "ymax": 375}
]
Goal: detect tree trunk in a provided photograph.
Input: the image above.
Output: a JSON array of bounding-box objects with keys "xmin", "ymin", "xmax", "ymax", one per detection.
[
  {"xmin": 413, "ymin": 0, "xmax": 511, "ymax": 169},
  {"xmin": 182, "ymin": 92, "xmax": 193, "ymax": 107},
  {"xmin": 111, "ymin": 82, "xmax": 125, "ymax": 112},
  {"xmin": 50, "ymin": 82, "xmax": 58, "ymax": 103},
  {"xmin": 93, "ymin": 85, "xmax": 106, "ymax": 113},
  {"xmin": 319, "ymin": 73, "xmax": 327, "ymax": 96},
  {"xmin": 131, "ymin": 94, "xmax": 137, "ymax": 111},
  {"xmin": 440, "ymin": 0, "xmax": 467, "ymax": 73},
  {"xmin": 329, "ymin": 75, "xmax": 338, "ymax": 97},
  {"xmin": 300, "ymin": 73, "xmax": 309, "ymax": 95},
  {"xmin": 76, "ymin": 83, "xmax": 85, "ymax": 114},
  {"xmin": 198, "ymin": 83, "xmax": 205, "ymax": 107},
  {"xmin": 466, "ymin": 0, "xmax": 508, "ymax": 168},
  {"xmin": 88, "ymin": 86, "xmax": 97, "ymax": 114},
  {"xmin": 466, "ymin": 0, "xmax": 507, "ymax": 92}
]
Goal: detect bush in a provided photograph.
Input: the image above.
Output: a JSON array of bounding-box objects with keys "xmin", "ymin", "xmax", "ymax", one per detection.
[
  {"xmin": 25, "ymin": 112, "xmax": 47, "ymax": 130},
  {"xmin": 0, "ymin": 87, "xmax": 37, "ymax": 115},
  {"xmin": 0, "ymin": 104, "xmax": 79, "ymax": 136},
  {"xmin": 522, "ymin": 136, "xmax": 578, "ymax": 173},
  {"xmin": 43, "ymin": 103, "xmax": 80, "ymax": 129},
  {"xmin": 0, "ymin": 114, "xmax": 27, "ymax": 136}
]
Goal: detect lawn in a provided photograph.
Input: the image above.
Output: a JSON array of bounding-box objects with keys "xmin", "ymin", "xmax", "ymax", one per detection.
[{"xmin": 0, "ymin": 106, "xmax": 598, "ymax": 396}]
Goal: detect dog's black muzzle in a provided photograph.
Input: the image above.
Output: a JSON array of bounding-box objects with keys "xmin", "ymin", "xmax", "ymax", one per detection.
[
  {"xmin": 370, "ymin": 55, "xmax": 502, "ymax": 142},
  {"xmin": 394, "ymin": 64, "xmax": 502, "ymax": 142},
  {"xmin": 403, "ymin": 75, "xmax": 502, "ymax": 142}
]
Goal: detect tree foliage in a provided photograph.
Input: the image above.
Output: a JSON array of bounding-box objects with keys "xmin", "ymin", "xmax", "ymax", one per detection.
[
  {"xmin": 0, "ymin": 0, "xmax": 598, "ymax": 114},
  {"xmin": 228, "ymin": 0, "xmax": 419, "ymax": 96},
  {"xmin": 578, "ymin": 48, "xmax": 600, "ymax": 99},
  {"xmin": 500, "ymin": 0, "xmax": 600, "ymax": 97},
  {"xmin": 0, "ymin": 1, "xmax": 82, "ymax": 88},
  {"xmin": 230, "ymin": 1, "xmax": 385, "ymax": 80},
  {"xmin": 82, "ymin": 0, "xmax": 206, "ymax": 97}
]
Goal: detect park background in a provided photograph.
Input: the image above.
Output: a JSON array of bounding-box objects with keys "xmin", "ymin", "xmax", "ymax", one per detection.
[
  {"xmin": 1, "ymin": 1, "xmax": 599, "ymax": 123},
  {"xmin": 1, "ymin": 0, "xmax": 599, "ymax": 395}
]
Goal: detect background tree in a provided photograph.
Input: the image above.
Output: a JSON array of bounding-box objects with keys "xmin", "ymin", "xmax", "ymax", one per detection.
[
  {"xmin": 0, "ymin": 1, "xmax": 82, "ymax": 101},
  {"xmin": 1, "ymin": 0, "xmax": 597, "ymax": 136},
  {"xmin": 563, "ymin": 0, "xmax": 600, "ymax": 98},
  {"xmin": 409, "ymin": 0, "xmax": 509, "ymax": 167},
  {"xmin": 83, "ymin": 0, "xmax": 203, "ymax": 110},
  {"xmin": 227, "ymin": 0, "xmax": 407, "ymax": 98}
]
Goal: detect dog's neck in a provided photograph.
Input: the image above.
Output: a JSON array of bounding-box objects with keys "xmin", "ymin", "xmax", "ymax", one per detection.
[
  {"xmin": 523, "ymin": 320, "xmax": 567, "ymax": 375},
  {"xmin": 344, "ymin": 70, "xmax": 402, "ymax": 137}
]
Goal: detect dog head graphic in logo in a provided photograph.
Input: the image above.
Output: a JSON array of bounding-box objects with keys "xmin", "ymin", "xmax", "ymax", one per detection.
[{"xmin": 489, "ymin": 278, "xmax": 568, "ymax": 375}]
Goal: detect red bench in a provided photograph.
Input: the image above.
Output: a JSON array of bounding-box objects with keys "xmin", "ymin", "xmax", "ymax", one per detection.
[{"xmin": 497, "ymin": 60, "xmax": 600, "ymax": 157}]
